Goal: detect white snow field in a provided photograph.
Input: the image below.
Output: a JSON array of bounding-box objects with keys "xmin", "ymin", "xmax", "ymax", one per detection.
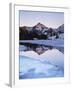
[{"xmin": 19, "ymin": 49, "xmax": 64, "ymax": 79}]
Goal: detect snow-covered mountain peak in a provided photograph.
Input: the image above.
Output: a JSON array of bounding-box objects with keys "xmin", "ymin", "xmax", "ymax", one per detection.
[
  {"xmin": 34, "ymin": 22, "xmax": 48, "ymax": 30},
  {"xmin": 36, "ymin": 22, "xmax": 46, "ymax": 27}
]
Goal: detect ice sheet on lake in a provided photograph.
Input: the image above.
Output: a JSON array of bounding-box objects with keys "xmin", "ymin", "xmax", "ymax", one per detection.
[
  {"xmin": 20, "ymin": 39, "xmax": 64, "ymax": 47},
  {"xmin": 19, "ymin": 49, "xmax": 64, "ymax": 79},
  {"xmin": 20, "ymin": 49, "xmax": 64, "ymax": 68},
  {"xmin": 19, "ymin": 56, "xmax": 64, "ymax": 79}
]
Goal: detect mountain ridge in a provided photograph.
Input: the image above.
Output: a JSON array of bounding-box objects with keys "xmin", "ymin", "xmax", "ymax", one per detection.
[{"xmin": 19, "ymin": 22, "xmax": 64, "ymax": 40}]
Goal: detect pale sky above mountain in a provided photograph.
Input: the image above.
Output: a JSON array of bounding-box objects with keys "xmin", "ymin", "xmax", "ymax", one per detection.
[{"xmin": 19, "ymin": 10, "xmax": 64, "ymax": 28}]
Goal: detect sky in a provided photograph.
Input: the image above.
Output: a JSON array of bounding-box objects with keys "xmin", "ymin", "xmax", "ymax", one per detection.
[{"xmin": 19, "ymin": 10, "xmax": 64, "ymax": 28}]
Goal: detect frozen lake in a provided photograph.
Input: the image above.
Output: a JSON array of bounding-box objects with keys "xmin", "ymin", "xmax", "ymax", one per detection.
[
  {"xmin": 19, "ymin": 49, "xmax": 64, "ymax": 79},
  {"xmin": 20, "ymin": 39, "xmax": 64, "ymax": 48}
]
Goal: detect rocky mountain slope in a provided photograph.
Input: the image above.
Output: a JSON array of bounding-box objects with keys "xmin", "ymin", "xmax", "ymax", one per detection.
[{"xmin": 19, "ymin": 23, "xmax": 64, "ymax": 40}]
